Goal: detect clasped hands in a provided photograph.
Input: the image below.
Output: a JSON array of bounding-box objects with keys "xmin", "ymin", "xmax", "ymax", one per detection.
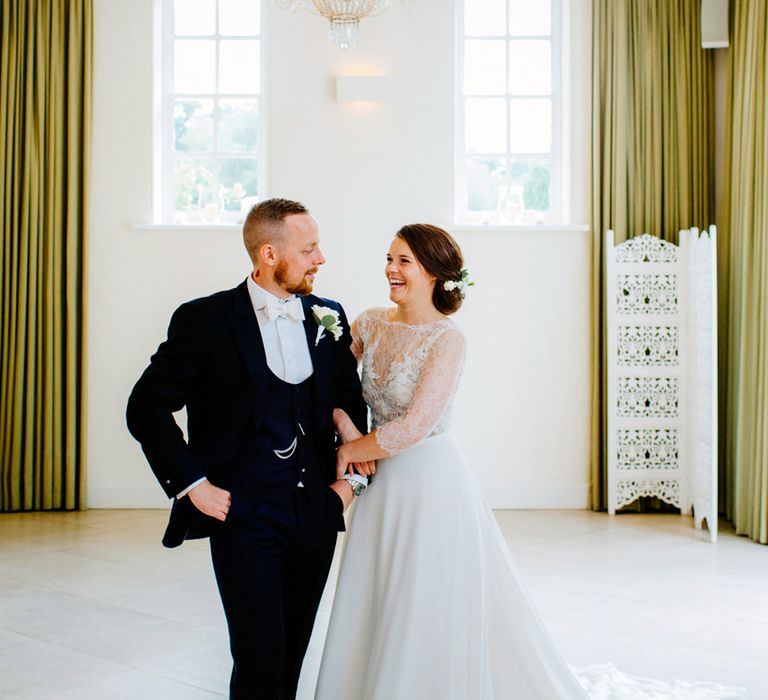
[
  {"xmin": 333, "ymin": 409, "xmax": 376, "ymax": 480},
  {"xmin": 332, "ymin": 409, "xmax": 376, "ymax": 511}
]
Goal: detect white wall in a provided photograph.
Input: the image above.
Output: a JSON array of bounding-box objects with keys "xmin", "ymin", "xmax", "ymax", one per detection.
[{"xmin": 88, "ymin": 0, "xmax": 592, "ymax": 509}]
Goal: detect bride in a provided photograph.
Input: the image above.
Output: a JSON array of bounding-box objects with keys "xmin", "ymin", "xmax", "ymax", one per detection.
[
  {"xmin": 315, "ymin": 224, "xmax": 743, "ymax": 699},
  {"xmin": 315, "ymin": 223, "xmax": 587, "ymax": 699}
]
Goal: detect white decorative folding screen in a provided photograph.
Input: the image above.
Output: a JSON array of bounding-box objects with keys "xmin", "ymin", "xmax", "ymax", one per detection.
[{"xmin": 605, "ymin": 229, "xmax": 718, "ymax": 541}]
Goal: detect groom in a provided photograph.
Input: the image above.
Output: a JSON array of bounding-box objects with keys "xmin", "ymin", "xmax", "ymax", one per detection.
[{"xmin": 126, "ymin": 198, "xmax": 369, "ymax": 699}]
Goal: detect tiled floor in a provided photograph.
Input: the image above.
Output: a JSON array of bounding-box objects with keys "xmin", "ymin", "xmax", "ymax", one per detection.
[{"xmin": 0, "ymin": 509, "xmax": 766, "ymax": 699}]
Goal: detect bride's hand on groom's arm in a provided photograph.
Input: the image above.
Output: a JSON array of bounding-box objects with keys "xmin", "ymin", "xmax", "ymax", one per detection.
[
  {"xmin": 188, "ymin": 480, "xmax": 232, "ymax": 521},
  {"xmin": 335, "ymin": 444, "xmax": 377, "ymax": 480},
  {"xmin": 336, "ymin": 432, "xmax": 389, "ymax": 478},
  {"xmin": 333, "ymin": 409, "xmax": 376, "ymax": 478}
]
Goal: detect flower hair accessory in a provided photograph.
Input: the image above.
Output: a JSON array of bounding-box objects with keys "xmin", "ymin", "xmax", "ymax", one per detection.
[{"xmin": 443, "ymin": 269, "xmax": 475, "ymax": 298}]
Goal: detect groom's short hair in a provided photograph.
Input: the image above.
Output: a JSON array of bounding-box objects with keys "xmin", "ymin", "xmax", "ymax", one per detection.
[{"xmin": 243, "ymin": 198, "xmax": 309, "ymax": 262}]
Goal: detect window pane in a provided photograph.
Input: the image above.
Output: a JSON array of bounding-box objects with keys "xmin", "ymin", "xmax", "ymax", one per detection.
[
  {"xmin": 219, "ymin": 99, "xmax": 258, "ymax": 152},
  {"xmin": 220, "ymin": 0, "xmax": 261, "ymax": 35},
  {"xmin": 465, "ymin": 98, "xmax": 507, "ymax": 153},
  {"xmin": 509, "ymin": 98, "xmax": 551, "ymax": 152},
  {"xmin": 174, "ymin": 99, "xmax": 214, "ymax": 152},
  {"xmin": 508, "ymin": 0, "xmax": 551, "ymax": 36},
  {"xmin": 175, "ymin": 40, "xmax": 215, "ymax": 93},
  {"xmin": 509, "ymin": 40, "xmax": 551, "ymax": 95},
  {"xmin": 173, "ymin": 158, "xmax": 215, "ymax": 221},
  {"xmin": 509, "ymin": 156, "xmax": 550, "ymax": 221},
  {"xmin": 464, "ymin": 40, "xmax": 506, "ymax": 95},
  {"xmin": 464, "ymin": 0, "xmax": 506, "ymax": 36},
  {"xmin": 219, "ymin": 40, "xmax": 260, "ymax": 94},
  {"xmin": 220, "ymin": 158, "xmax": 259, "ymax": 214},
  {"xmin": 174, "ymin": 0, "xmax": 215, "ymax": 36},
  {"xmin": 465, "ymin": 156, "xmax": 507, "ymax": 215}
]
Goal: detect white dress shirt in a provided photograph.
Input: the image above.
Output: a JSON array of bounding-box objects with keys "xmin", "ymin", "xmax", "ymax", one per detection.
[
  {"xmin": 246, "ymin": 275, "xmax": 314, "ymax": 385},
  {"xmin": 176, "ymin": 276, "xmax": 314, "ymax": 498}
]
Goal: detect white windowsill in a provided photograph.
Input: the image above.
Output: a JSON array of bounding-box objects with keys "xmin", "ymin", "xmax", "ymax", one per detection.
[
  {"xmin": 452, "ymin": 223, "xmax": 590, "ymax": 234},
  {"xmin": 132, "ymin": 223, "xmax": 242, "ymax": 232},
  {"xmin": 133, "ymin": 223, "xmax": 591, "ymax": 234}
]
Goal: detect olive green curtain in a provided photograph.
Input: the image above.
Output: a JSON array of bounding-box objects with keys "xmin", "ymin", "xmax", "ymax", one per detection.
[
  {"xmin": 0, "ymin": 0, "xmax": 91, "ymax": 511},
  {"xmin": 722, "ymin": 0, "xmax": 768, "ymax": 544},
  {"xmin": 590, "ymin": 0, "xmax": 714, "ymax": 509}
]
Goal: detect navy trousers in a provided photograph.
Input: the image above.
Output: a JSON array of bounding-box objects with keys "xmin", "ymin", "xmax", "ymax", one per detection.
[{"xmin": 210, "ymin": 485, "xmax": 342, "ymax": 700}]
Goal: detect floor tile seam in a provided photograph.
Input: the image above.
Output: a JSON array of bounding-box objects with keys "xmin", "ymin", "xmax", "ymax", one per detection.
[
  {"xmin": 563, "ymin": 622, "xmax": 768, "ymax": 663},
  {"xmin": 0, "ymin": 640, "xmax": 134, "ymax": 693},
  {"xmin": 6, "ymin": 548, "xmax": 199, "ymax": 584},
  {"xmin": 61, "ymin": 556, "xmax": 197, "ymax": 583},
  {"xmin": 116, "ymin": 660, "xmax": 229, "ymax": 697},
  {"xmin": 545, "ymin": 612, "xmax": 729, "ymax": 640},
  {"xmin": 0, "ymin": 626, "xmax": 84, "ymax": 650},
  {"xmin": 509, "ymin": 537, "xmax": 708, "ymax": 561},
  {"xmin": 26, "ymin": 587, "xmax": 215, "ymax": 616},
  {"xmin": 534, "ymin": 583, "xmax": 742, "ymax": 613},
  {"xmin": 71, "ymin": 602, "xmax": 225, "ymax": 632},
  {"xmin": 525, "ymin": 534, "xmax": 711, "ymax": 552},
  {"xmin": 66, "ymin": 598, "xmax": 217, "ymax": 634},
  {"xmin": 539, "ymin": 594, "xmax": 735, "ymax": 623},
  {"xmin": 55, "ymin": 590, "xmax": 226, "ymax": 635},
  {"xmin": 0, "ymin": 585, "xmax": 216, "ymax": 635},
  {"xmin": 0, "ymin": 583, "xmax": 127, "ymax": 616},
  {"xmin": 668, "ymin": 640, "xmax": 768, "ymax": 664},
  {"xmin": 38, "ymin": 633, "xmax": 223, "ymax": 670}
]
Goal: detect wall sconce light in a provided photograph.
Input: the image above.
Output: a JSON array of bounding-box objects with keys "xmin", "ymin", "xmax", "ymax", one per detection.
[{"xmin": 335, "ymin": 75, "xmax": 390, "ymax": 102}]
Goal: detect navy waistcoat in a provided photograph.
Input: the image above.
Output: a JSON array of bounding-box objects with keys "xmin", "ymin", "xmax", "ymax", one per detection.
[{"xmin": 224, "ymin": 371, "xmax": 320, "ymax": 494}]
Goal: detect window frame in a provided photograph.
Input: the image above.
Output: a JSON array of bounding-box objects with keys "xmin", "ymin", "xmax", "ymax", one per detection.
[
  {"xmin": 455, "ymin": 0, "xmax": 564, "ymax": 226},
  {"xmin": 156, "ymin": 0, "xmax": 267, "ymax": 226}
]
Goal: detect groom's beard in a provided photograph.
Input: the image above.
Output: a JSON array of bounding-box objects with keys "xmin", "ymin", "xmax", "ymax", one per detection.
[{"xmin": 275, "ymin": 260, "xmax": 317, "ymax": 296}]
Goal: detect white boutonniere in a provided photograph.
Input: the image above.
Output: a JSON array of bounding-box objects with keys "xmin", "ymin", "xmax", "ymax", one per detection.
[{"xmin": 311, "ymin": 305, "xmax": 343, "ymax": 346}]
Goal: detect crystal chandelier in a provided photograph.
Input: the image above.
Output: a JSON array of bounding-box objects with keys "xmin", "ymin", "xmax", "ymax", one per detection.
[{"xmin": 275, "ymin": 1, "xmax": 414, "ymax": 50}]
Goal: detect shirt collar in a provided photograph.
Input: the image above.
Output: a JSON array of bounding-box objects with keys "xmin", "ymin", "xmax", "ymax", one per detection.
[{"xmin": 246, "ymin": 274, "xmax": 301, "ymax": 316}]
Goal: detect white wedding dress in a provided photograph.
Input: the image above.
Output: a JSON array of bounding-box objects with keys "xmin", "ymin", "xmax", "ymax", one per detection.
[{"xmin": 314, "ymin": 308, "xmax": 744, "ymax": 700}]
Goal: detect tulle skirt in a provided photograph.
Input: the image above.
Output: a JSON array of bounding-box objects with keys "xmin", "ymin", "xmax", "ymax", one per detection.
[{"xmin": 314, "ymin": 430, "xmax": 587, "ymax": 699}]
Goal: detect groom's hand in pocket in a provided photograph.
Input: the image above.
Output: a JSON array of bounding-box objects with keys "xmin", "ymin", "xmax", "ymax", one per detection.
[{"xmin": 188, "ymin": 480, "xmax": 231, "ymax": 521}]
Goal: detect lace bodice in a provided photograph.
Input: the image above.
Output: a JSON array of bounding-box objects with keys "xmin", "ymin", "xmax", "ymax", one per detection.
[{"xmin": 351, "ymin": 307, "xmax": 466, "ymax": 455}]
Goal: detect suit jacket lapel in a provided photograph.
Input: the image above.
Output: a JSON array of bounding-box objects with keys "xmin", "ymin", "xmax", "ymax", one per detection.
[
  {"xmin": 301, "ymin": 297, "xmax": 331, "ymax": 427},
  {"xmin": 229, "ymin": 281, "xmax": 269, "ymax": 428}
]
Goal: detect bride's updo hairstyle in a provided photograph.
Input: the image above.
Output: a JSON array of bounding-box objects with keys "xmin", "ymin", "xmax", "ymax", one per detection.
[{"xmin": 396, "ymin": 224, "xmax": 465, "ymax": 315}]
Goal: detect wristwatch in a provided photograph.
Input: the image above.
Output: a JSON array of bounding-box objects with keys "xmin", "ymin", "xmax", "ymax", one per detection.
[{"xmin": 343, "ymin": 475, "xmax": 367, "ymax": 496}]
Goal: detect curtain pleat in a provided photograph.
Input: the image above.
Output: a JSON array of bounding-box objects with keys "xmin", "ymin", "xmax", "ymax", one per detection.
[
  {"xmin": 0, "ymin": 0, "xmax": 91, "ymax": 511},
  {"xmin": 590, "ymin": 0, "xmax": 714, "ymax": 510},
  {"xmin": 722, "ymin": 0, "xmax": 768, "ymax": 544}
]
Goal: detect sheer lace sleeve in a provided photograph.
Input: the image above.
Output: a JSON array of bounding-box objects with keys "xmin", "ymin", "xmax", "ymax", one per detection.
[
  {"xmin": 374, "ymin": 327, "xmax": 465, "ymax": 455},
  {"xmin": 350, "ymin": 314, "xmax": 365, "ymax": 362}
]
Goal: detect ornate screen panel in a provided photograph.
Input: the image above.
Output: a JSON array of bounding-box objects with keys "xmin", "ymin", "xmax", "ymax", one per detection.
[
  {"xmin": 686, "ymin": 229, "xmax": 719, "ymax": 541},
  {"xmin": 605, "ymin": 229, "xmax": 718, "ymax": 541}
]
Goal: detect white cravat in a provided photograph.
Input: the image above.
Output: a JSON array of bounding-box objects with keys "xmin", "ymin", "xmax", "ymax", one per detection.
[
  {"xmin": 262, "ymin": 295, "xmax": 304, "ymax": 323},
  {"xmin": 246, "ymin": 275, "xmax": 313, "ymax": 384},
  {"xmin": 176, "ymin": 276, "xmax": 314, "ymax": 498}
]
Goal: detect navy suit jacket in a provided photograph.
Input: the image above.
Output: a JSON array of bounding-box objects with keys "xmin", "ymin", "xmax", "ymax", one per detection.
[{"xmin": 126, "ymin": 281, "xmax": 368, "ymax": 547}]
